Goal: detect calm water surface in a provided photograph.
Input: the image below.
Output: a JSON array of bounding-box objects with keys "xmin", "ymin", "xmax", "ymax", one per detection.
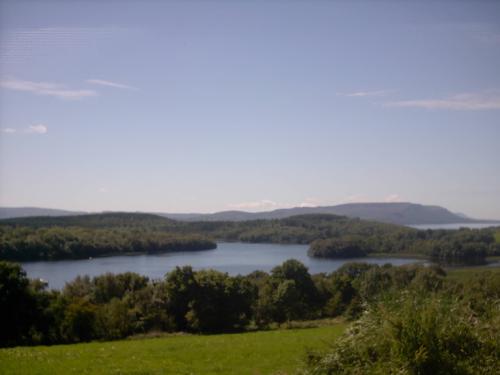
[
  {"xmin": 410, "ymin": 223, "xmax": 499, "ymax": 230},
  {"xmin": 22, "ymin": 242, "xmax": 423, "ymax": 289}
]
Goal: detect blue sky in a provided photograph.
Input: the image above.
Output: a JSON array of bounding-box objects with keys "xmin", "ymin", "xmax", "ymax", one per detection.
[{"xmin": 0, "ymin": 0, "xmax": 499, "ymax": 218}]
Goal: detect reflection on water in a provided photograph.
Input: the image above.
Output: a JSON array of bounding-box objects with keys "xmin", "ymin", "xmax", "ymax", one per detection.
[{"xmin": 21, "ymin": 242, "xmax": 424, "ymax": 290}]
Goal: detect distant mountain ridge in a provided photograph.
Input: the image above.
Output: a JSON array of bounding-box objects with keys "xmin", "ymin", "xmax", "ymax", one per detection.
[
  {"xmin": 1, "ymin": 202, "xmax": 497, "ymax": 226},
  {"xmin": 157, "ymin": 202, "xmax": 497, "ymax": 225},
  {"xmin": 0, "ymin": 207, "xmax": 86, "ymax": 220}
]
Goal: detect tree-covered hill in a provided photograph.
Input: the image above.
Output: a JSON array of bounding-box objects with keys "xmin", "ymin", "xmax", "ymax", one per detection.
[
  {"xmin": 0, "ymin": 212, "xmax": 177, "ymax": 229},
  {"xmin": 0, "ymin": 207, "xmax": 85, "ymax": 220},
  {"xmin": 4, "ymin": 202, "xmax": 498, "ymax": 225}
]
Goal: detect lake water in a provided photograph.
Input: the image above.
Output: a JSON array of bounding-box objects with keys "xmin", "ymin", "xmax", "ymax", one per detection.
[
  {"xmin": 409, "ymin": 223, "xmax": 499, "ymax": 230},
  {"xmin": 21, "ymin": 242, "xmax": 423, "ymax": 290}
]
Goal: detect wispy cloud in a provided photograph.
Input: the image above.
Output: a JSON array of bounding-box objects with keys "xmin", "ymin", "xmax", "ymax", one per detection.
[
  {"xmin": 228, "ymin": 198, "xmax": 323, "ymax": 211},
  {"xmin": 0, "ymin": 78, "xmax": 98, "ymax": 100},
  {"xmin": 385, "ymin": 91, "xmax": 500, "ymax": 111},
  {"xmin": 384, "ymin": 194, "xmax": 402, "ymax": 203},
  {"xmin": 87, "ymin": 79, "xmax": 136, "ymax": 90},
  {"xmin": 298, "ymin": 197, "xmax": 321, "ymax": 208},
  {"xmin": 1, "ymin": 124, "xmax": 48, "ymax": 135},
  {"xmin": 338, "ymin": 90, "xmax": 392, "ymax": 97},
  {"xmin": 25, "ymin": 124, "xmax": 48, "ymax": 134},
  {"xmin": 228, "ymin": 200, "xmax": 279, "ymax": 210}
]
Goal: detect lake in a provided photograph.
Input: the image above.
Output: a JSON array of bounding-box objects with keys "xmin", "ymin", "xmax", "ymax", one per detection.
[
  {"xmin": 21, "ymin": 242, "xmax": 423, "ymax": 290},
  {"xmin": 409, "ymin": 222, "xmax": 500, "ymax": 230}
]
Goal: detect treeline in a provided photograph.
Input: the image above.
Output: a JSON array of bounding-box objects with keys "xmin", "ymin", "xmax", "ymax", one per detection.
[
  {"xmin": 0, "ymin": 213, "xmax": 403, "ymax": 244},
  {"xmin": 205, "ymin": 214, "xmax": 402, "ymax": 244},
  {"xmin": 309, "ymin": 237, "xmax": 369, "ymax": 258},
  {"xmin": 0, "ymin": 226, "xmax": 216, "ymax": 261},
  {"xmin": 0, "ymin": 259, "xmax": 466, "ymax": 347},
  {"xmin": 1, "ymin": 213, "xmax": 499, "ymax": 263},
  {"xmin": 309, "ymin": 226, "xmax": 499, "ymax": 263},
  {"xmin": 0, "ymin": 212, "xmax": 179, "ymax": 230},
  {"xmin": 0, "ymin": 214, "xmax": 399, "ymax": 261}
]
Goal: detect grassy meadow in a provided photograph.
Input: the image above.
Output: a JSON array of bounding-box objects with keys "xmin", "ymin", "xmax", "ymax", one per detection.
[
  {"xmin": 0, "ymin": 324, "xmax": 346, "ymax": 375},
  {"xmin": 445, "ymin": 264, "xmax": 500, "ymax": 282},
  {"xmin": 495, "ymin": 229, "xmax": 500, "ymax": 243}
]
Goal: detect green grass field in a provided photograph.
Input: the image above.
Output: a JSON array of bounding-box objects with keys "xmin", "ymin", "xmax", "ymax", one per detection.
[
  {"xmin": 495, "ymin": 229, "xmax": 500, "ymax": 243},
  {"xmin": 446, "ymin": 265, "xmax": 500, "ymax": 282},
  {"xmin": 0, "ymin": 324, "xmax": 346, "ymax": 375}
]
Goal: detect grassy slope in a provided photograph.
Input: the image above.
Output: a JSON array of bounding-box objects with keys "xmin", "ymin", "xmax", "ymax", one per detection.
[
  {"xmin": 446, "ymin": 265, "xmax": 500, "ymax": 282},
  {"xmin": 0, "ymin": 325, "xmax": 346, "ymax": 375}
]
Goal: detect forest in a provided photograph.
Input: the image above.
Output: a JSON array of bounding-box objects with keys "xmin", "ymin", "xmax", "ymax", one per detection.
[
  {"xmin": 0, "ymin": 226, "xmax": 216, "ymax": 261},
  {"xmin": 1, "ymin": 213, "xmax": 499, "ymax": 263}
]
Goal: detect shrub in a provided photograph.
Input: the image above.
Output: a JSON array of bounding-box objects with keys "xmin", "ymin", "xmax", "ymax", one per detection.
[{"xmin": 304, "ymin": 292, "xmax": 500, "ymax": 375}]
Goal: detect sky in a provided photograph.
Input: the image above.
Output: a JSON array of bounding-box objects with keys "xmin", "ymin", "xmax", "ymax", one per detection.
[{"xmin": 0, "ymin": 0, "xmax": 499, "ymax": 218}]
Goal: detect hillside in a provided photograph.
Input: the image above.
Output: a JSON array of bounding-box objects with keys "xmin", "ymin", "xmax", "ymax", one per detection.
[
  {"xmin": 159, "ymin": 202, "xmax": 488, "ymax": 225},
  {"xmin": 2, "ymin": 202, "xmax": 495, "ymax": 226},
  {"xmin": 322, "ymin": 202, "xmax": 473, "ymax": 225},
  {"xmin": 0, "ymin": 207, "xmax": 85, "ymax": 219},
  {"xmin": 0, "ymin": 212, "xmax": 177, "ymax": 229}
]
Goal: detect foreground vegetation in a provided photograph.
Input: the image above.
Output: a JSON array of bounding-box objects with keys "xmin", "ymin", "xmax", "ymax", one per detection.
[
  {"xmin": 0, "ymin": 259, "xmax": 455, "ymax": 347},
  {"xmin": 1, "ymin": 213, "xmax": 499, "ymax": 263},
  {"xmin": 1, "ymin": 261, "xmax": 499, "ymax": 373},
  {"xmin": 0, "ymin": 324, "xmax": 346, "ymax": 375},
  {"xmin": 305, "ymin": 268, "xmax": 500, "ymax": 375}
]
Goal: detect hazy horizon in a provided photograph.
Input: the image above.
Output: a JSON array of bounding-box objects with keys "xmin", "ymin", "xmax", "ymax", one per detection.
[
  {"xmin": 2, "ymin": 201, "xmax": 500, "ymax": 221},
  {"xmin": 1, "ymin": 1, "xmax": 499, "ymax": 218}
]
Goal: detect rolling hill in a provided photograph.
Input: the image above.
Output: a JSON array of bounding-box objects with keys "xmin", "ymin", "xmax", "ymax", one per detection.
[
  {"xmin": 1, "ymin": 202, "xmax": 497, "ymax": 226},
  {"xmin": 158, "ymin": 202, "xmax": 493, "ymax": 225},
  {"xmin": 0, "ymin": 207, "xmax": 85, "ymax": 219}
]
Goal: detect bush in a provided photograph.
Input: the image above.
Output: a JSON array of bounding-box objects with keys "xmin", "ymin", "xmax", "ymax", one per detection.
[{"xmin": 304, "ymin": 292, "xmax": 500, "ymax": 375}]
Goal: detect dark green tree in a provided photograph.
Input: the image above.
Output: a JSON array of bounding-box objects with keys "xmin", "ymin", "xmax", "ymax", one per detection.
[{"xmin": 0, "ymin": 261, "xmax": 38, "ymax": 346}]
